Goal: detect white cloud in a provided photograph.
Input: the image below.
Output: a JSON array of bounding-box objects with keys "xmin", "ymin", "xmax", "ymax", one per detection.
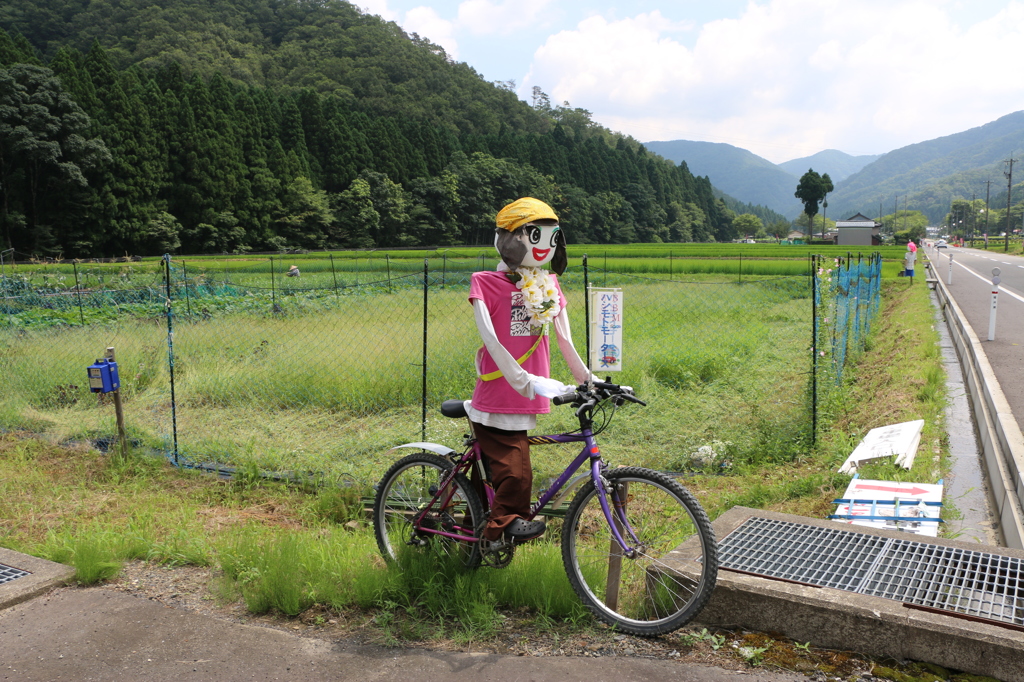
[
  {"xmin": 457, "ymin": 0, "xmax": 555, "ymax": 35},
  {"xmin": 403, "ymin": 6, "xmax": 460, "ymax": 59},
  {"xmin": 526, "ymin": 12, "xmax": 694, "ymax": 106},
  {"xmin": 524, "ymin": 0, "xmax": 1024, "ymax": 162}
]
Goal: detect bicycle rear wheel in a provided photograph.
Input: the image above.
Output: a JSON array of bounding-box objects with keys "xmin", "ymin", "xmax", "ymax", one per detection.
[
  {"xmin": 561, "ymin": 467, "xmax": 718, "ymax": 635},
  {"xmin": 373, "ymin": 453, "xmax": 485, "ymax": 569}
]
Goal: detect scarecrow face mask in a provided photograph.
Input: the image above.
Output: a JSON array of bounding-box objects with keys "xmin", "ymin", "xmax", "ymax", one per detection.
[
  {"xmin": 521, "ymin": 223, "xmax": 561, "ymax": 267},
  {"xmin": 494, "ymin": 219, "xmax": 567, "ymax": 274}
]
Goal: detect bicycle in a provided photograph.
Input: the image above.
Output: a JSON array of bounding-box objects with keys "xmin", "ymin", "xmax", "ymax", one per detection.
[{"xmin": 372, "ymin": 380, "xmax": 718, "ymax": 636}]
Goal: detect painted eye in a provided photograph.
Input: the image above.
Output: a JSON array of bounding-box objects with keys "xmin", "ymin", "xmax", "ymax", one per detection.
[
  {"xmin": 528, "ymin": 226, "xmax": 542, "ymax": 244},
  {"xmin": 549, "ymin": 228, "xmax": 560, "ymax": 248}
]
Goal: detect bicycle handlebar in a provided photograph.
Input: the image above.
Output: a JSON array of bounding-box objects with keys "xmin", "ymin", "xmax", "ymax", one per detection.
[{"xmin": 551, "ymin": 381, "xmax": 648, "ymax": 409}]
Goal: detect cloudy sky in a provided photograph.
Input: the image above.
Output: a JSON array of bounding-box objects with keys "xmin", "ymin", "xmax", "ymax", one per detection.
[{"xmin": 355, "ymin": 0, "xmax": 1024, "ymax": 164}]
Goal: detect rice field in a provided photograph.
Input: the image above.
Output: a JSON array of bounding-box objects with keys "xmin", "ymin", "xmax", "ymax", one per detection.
[{"xmin": 0, "ymin": 248, "xmax": 906, "ymax": 306}]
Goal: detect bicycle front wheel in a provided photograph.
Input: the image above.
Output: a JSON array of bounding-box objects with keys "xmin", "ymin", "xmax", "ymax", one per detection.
[
  {"xmin": 561, "ymin": 467, "xmax": 718, "ymax": 636},
  {"xmin": 373, "ymin": 453, "xmax": 485, "ymax": 569}
]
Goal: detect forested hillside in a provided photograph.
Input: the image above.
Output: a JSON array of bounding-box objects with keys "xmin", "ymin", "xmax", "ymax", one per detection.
[
  {"xmin": 827, "ymin": 111, "xmax": 1024, "ymax": 224},
  {"xmin": 0, "ymin": 0, "xmax": 733, "ymax": 258},
  {"xmin": 776, "ymin": 150, "xmax": 880, "ymax": 184},
  {"xmin": 643, "ymin": 139, "xmax": 799, "ymax": 215}
]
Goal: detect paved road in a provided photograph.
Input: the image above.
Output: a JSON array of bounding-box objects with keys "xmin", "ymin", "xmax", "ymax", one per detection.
[
  {"xmin": 0, "ymin": 589, "xmax": 806, "ymax": 682},
  {"xmin": 923, "ymin": 243, "xmax": 1024, "ymax": 422}
]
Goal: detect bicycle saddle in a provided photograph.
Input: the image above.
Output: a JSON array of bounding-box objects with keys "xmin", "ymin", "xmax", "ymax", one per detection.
[{"xmin": 441, "ymin": 399, "xmax": 468, "ymax": 418}]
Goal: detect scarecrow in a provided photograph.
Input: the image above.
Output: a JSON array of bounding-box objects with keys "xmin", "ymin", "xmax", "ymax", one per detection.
[
  {"xmin": 465, "ymin": 197, "xmax": 593, "ymax": 544},
  {"xmin": 904, "ymin": 240, "xmax": 917, "ymax": 281}
]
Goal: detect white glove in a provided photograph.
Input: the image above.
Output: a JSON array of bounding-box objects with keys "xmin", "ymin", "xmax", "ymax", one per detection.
[{"xmin": 532, "ymin": 376, "xmax": 574, "ymax": 399}]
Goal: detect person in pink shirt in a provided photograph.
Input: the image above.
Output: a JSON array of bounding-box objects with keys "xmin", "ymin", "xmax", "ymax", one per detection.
[{"xmin": 466, "ymin": 197, "xmax": 593, "ymax": 544}]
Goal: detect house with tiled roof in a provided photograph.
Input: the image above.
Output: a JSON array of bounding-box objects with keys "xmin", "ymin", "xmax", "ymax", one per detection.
[{"xmin": 836, "ymin": 213, "xmax": 881, "ymax": 246}]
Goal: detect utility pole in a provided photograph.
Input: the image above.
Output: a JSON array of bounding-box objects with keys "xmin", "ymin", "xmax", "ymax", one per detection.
[
  {"xmin": 985, "ymin": 180, "xmax": 991, "ymax": 245},
  {"xmin": 1005, "ymin": 156, "xmax": 1016, "ymax": 252},
  {"xmin": 971, "ymin": 193, "xmax": 976, "ymax": 247},
  {"xmin": 879, "ymin": 199, "xmax": 884, "ymax": 240},
  {"xmin": 894, "ymin": 197, "xmax": 898, "ymax": 240}
]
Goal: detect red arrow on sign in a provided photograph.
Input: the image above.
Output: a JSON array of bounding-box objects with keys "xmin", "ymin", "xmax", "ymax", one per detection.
[{"xmin": 854, "ymin": 484, "xmax": 929, "ymax": 496}]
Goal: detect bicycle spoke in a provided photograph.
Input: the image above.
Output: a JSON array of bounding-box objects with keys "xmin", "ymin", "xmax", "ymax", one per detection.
[
  {"xmin": 373, "ymin": 453, "xmax": 484, "ymax": 570},
  {"xmin": 562, "ymin": 468, "xmax": 717, "ymax": 635}
]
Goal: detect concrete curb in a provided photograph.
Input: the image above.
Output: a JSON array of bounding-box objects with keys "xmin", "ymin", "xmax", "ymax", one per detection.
[
  {"xmin": 693, "ymin": 507, "xmax": 1024, "ymax": 682},
  {"xmin": 930, "ymin": 260, "xmax": 1024, "ymax": 548},
  {"xmin": 0, "ymin": 547, "xmax": 75, "ymax": 611}
]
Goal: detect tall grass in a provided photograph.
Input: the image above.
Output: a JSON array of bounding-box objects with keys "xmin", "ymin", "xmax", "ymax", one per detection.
[{"xmin": 2, "ymin": 275, "xmax": 813, "ymax": 481}]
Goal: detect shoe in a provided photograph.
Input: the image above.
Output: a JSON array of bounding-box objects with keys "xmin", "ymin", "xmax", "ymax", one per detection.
[{"xmin": 504, "ymin": 518, "xmax": 546, "ymax": 541}]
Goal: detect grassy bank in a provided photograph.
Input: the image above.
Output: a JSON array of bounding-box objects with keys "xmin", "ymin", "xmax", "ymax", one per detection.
[{"xmin": 0, "ymin": 278, "xmax": 950, "ymax": 636}]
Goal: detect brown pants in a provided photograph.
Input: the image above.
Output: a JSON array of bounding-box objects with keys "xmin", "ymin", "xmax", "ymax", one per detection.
[{"xmin": 471, "ymin": 422, "xmax": 532, "ymax": 541}]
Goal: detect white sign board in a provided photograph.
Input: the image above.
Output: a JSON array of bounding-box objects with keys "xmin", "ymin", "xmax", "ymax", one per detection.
[
  {"xmin": 838, "ymin": 419, "xmax": 924, "ymax": 474},
  {"xmin": 832, "ymin": 477, "xmax": 943, "ymax": 537},
  {"xmin": 590, "ymin": 288, "xmax": 623, "ymax": 372}
]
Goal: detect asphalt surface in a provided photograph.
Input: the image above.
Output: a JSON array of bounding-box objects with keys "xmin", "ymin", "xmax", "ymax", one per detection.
[
  {"xmin": 0, "ymin": 589, "xmax": 806, "ymax": 682},
  {"xmin": 924, "ymin": 243, "xmax": 1024, "ymax": 421}
]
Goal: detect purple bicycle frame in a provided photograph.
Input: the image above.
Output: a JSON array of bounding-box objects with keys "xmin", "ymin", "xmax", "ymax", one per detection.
[{"xmin": 416, "ymin": 427, "xmax": 640, "ymax": 553}]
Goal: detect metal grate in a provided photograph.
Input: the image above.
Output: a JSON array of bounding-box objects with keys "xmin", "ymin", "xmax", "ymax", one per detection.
[
  {"xmin": 0, "ymin": 562, "xmax": 31, "ymax": 585},
  {"xmin": 719, "ymin": 517, "xmax": 1024, "ymax": 627}
]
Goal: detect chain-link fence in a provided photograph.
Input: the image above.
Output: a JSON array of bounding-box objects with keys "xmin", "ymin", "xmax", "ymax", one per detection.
[
  {"xmin": 0, "ymin": 252, "xmax": 883, "ymax": 483},
  {"xmin": 811, "ymin": 253, "xmax": 883, "ymax": 434}
]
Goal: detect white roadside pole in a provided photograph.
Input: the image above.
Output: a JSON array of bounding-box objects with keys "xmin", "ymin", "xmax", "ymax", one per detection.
[
  {"xmin": 988, "ymin": 268, "xmax": 1001, "ymax": 342},
  {"xmin": 947, "ymin": 251, "xmax": 954, "ymax": 285}
]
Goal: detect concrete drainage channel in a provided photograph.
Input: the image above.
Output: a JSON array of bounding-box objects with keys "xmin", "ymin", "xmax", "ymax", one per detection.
[
  {"xmin": 661, "ymin": 507, "xmax": 1024, "ymax": 682},
  {"xmin": 0, "ymin": 547, "xmax": 74, "ymax": 610}
]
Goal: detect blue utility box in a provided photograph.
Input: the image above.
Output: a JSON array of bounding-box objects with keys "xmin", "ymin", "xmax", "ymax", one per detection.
[{"xmin": 87, "ymin": 358, "xmax": 120, "ymax": 393}]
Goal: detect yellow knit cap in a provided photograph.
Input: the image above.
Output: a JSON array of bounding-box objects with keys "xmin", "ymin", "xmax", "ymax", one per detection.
[{"xmin": 495, "ymin": 197, "xmax": 558, "ymax": 232}]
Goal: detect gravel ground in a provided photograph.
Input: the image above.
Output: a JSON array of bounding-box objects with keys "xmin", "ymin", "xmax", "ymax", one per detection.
[{"xmin": 97, "ymin": 560, "xmax": 905, "ymax": 681}]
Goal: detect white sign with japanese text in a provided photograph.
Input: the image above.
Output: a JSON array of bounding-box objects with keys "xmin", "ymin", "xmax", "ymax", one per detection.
[{"xmin": 589, "ymin": 287, "xmax": 623, "ymax": 372}]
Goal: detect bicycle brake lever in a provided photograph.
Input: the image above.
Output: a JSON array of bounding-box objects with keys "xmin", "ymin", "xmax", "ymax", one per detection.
[{"xmin": 575, "ymin": 398, "xmax": 597, "ymax": 420}]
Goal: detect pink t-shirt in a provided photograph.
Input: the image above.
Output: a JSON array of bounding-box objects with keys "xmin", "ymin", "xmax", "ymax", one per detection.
[{"xmin": 468, "ymin": 271, "xmax": 567, "ymax": 414}]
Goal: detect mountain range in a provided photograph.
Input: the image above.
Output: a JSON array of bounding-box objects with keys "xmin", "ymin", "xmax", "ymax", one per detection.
[{"xmin": 645, "ymin": 111, "xmax": 1024, "ymax": 225}]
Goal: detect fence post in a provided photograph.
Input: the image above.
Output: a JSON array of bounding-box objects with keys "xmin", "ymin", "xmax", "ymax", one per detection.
[
  {"xmin": 739, "ymin": 253, "xmax": 743, "ymax": 284},
  {"xmin": 583, "ymin": 254, "xmax": 590, "ymax": 368},
  {"xmin": 422, "ymin": 258, "xmax": 428, "ymax": 442},
  {"xmin": 270, "ymin": 256, "xmax": 277, "ymax": 311},
  {"xmin": 163, "ymin": 254, "xmax": 180, "ymax": 465},
  {"xmin": 182, "ymin": 260, "xmax": 192, "ymax": 318},
  {"xmin": 72, "ymin": 261, "xmax": 85, "ymax": 325},
  {"xmin": 329, "ymin": 253, "xmax": 340, "ymax": 300},
  {"xmin": 386, "ymin": 254, "xmax": 392, "ymax": 293},
  {"xmin": 849, "ymin": 255, "xmax": 859, "ymax": 352},
  {"xmin": 442, "ymin": 253, "xmax": 447, "ymax": 289},
  {"xmin": 668, "ymin": 251, "xmax": 672, "ymax": 281},
  {"xmin": 811, "ymin": 254, "xmax": 817, "ymax": 446}
]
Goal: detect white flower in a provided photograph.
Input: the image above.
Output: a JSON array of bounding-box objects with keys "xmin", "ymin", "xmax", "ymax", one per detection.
[{"xmin": 515, "ymin": 266, "xmax": 560, "ymax": 328}]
